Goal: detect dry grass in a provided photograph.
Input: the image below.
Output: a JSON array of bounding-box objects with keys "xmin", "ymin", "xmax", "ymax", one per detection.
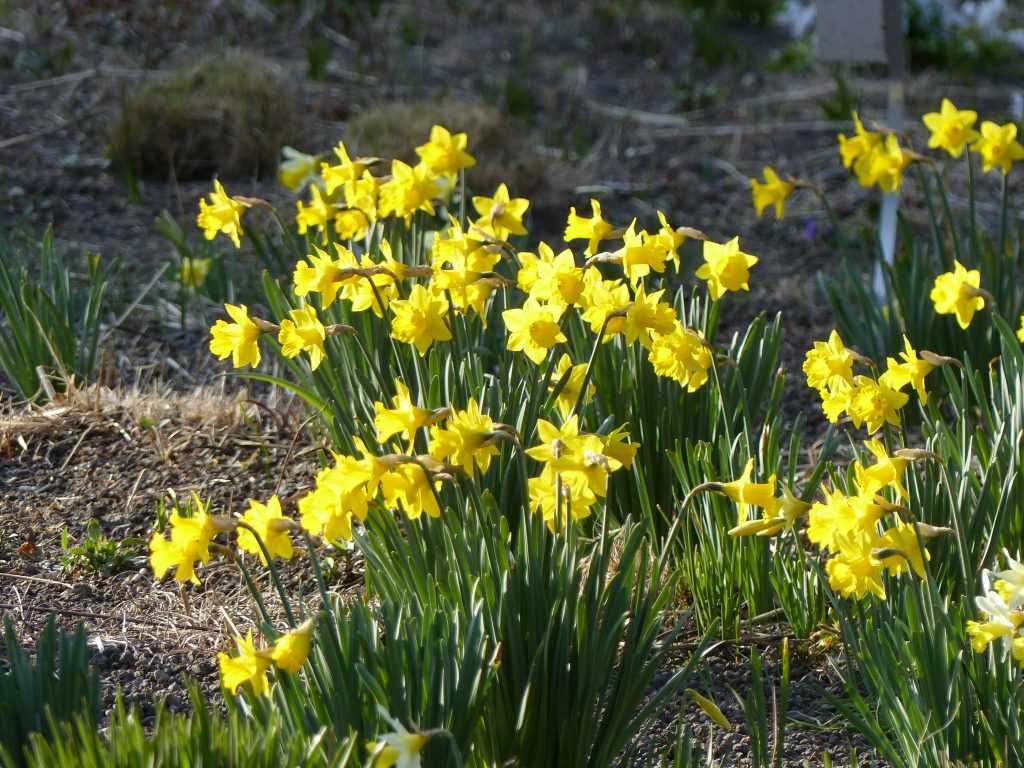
[{"xmin": 108, "ymin": 49, "xmax": 298, "ymax": 181}]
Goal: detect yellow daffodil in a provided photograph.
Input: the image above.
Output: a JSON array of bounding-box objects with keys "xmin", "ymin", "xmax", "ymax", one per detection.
[
  {"xmin": 622, "ymin": 284, "xmax": 677, "ymax": 349},
  {"xmin": 295, "ymin": 185, "xmax": 336, "ymax": 235},
  {"xmin": 716, "ymin": 458, "xmax": 778, "ymax": 524},
  {"xmin": 270, "ymin": 618, "xmax": 316, "ymax": 673},
  {"xmin": 971, "ymin": 121, "xmax": 1024, "ymax": 175},
  {"xmin": 293, "ymin": 244, "xmax": 358, "ymax": 309},
  {"xmin": 218, "ymin": 632, "xmax": 273, "ymax": 696},
  {"xmin": 548, "ymin": 353, "xmax": 594, "ymax": 419},
  {"xmin": 853, "ymin": 440, "xmax": 910, "ymax": 499},
  {"xmin": 334, "ymin": 208, "xmax": 370, "ymax": 240},
  {"xmin": 278, "ymin": 146, "xmax": 319, "ymax": 192},
  {"xmin": 808, "ymin": 488, "xmax": 884, "ymax": 553},
  {"xmin": 729, "ymin": 485, "xmax": 810, "ymax": 537},
  {"xmin": 414, "ymin": 124, "xmax": 475, "ymax": 178},
  {"xmin": 838, "ymin": 112, "xmax": 881, "ymax": 174},
  {"xmin": 179, "ymin": 257, "xmax": 210, "ymax": 289},
  {"xmin": 379, "ymin": 160, "xmax": 439, "ymax": 223},
  {"xmin": 197, "ymin": 180, "xmax": 249, "ymax": 248},
  {"xmin": 375, "ymin": 381, "xmax": 432, "ymax": 450},
  {"xmin": 750, "ymin": 166, "xmax": 794, "ymax": 219},
  {"xmin": 1017, "ymin": 315, "xmax": 1024, "ymax": 342},
  {"xmin": 528, "ymin": 465, "xmax": 597, "ymax": 531},
  {"xmin": 648, "ymin": 324, "xmax": 712, "ymax": 392},
  {"xmin": 875, "ymin": 522, "xmax": 928, "ymax": 578},
  {"xmin": 930, "ymin": 259, "xmax": 985, "ymax": 329},
  {"xmin": 502, "ymin": 297, "xmax": 566, "ymax": 364},
  {"xmin": 150, "ymin": 497, "xmax": 232, "ymax": 585},
  {"xmin": 865, "ymin": 134, "xmax": 911, "ymax": 192},
  {"xmin": 380, "ymin": 462, "xmax": 442, "ymax": 520},
  {"xmin": 580, "ymin": 270, "xmax": 631, "ymax": 338},
  {"xmin": 473, "ymin": 183, "xmax": 529, "ymax": 239},
  {"xmin": 847, "ymin": 375, "xmax": 908, "ymax": 434},
  {"xmin": 994, "ymin": 552, "xmax": 1024, "ymax": 609},
  {"xmin": 278, "ymin": 305, "xmax": 327, "ymax": 370},
  {"xmin": 922, "ymin": 98, "xmax": 979, "ymax": 158},
  {"xmin": 879, "ymin": 335, "xmax": 934, "ymax": 403},
  {"xmin": 826, "ymin": 530, "xmax": 886, "ymax": 600},
  {"xmin": 696, "ymin": 237, "xmax": 757, "ymax": 300},
  {"xmin": 653, "ymin": 211, "xmax": 688, "ymax": 268},
  {"xmin": 209, "ymin": 303, "xmax": 262, "ymax": 369},
  {"xmin": 820, "ymin": 381, "xmax": 852, "ymax": 424},
  {"xmin": 527, "ymin": 247, "xmax": 586, "ymax": 308},
  {"xmin": 299, "ymin": 454, "xmax": 373, "ymax": 543},
  {"xmin": 802, "ymin": 330, "xmax": 855, "ymax": 394},
  {"xmin": 600, "ymin": 424, "xmax": 639, "ymax": 469},
  {"xmin": 321, "ymin": 142, "xmax": 370, "ymax": 195},
  {"xmin": 237, "ymin": 495, "xmax": 294, "ymax": 565},
  {"xmin": 616, "ymin": 220, "xmax": 671, "ymax": 284},
  {"xmin": 390, "ymin": 284, "xmax": 453, "ymax": 356},
  {"xmin": 429, "ymin": 398, "xmax": 500, "ymax": 474},
  {"xmin": 564, "ymin": 199, "xmax": 614, "ymax": 256}
]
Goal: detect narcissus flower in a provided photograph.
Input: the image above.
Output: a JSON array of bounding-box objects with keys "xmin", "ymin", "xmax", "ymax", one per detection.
[
  {"xmin": 279, "ymin": 146, "xmax": 319, "ymax": 191},
  {"xmin": 847, "ymin": 376, "xmax": 909, "ymax": 434},
  {"xmin": 879, "ymin": 336, "xmax": 935, "ymax": 404},
  {"xmin": 178, "ymin": 257, "xmax": 211, "ymax": 289},
  {"xmin": 750, "ymin": 166, "xmax": 794, "ymax": 219},
  {"xmin": 209, "ymin": 303, "xmax": 262, "ymax": 369},
  {"xmin": 648, "ymin": 324, "xmax": 712, "ymax": 392},
  {"xmin": 1018, "ymin": 315, "xmax": 1024, "ymax": 342},
  {"xmin": 150, "ymin": 498, "xmax": 232, "ymax": 584},
  {"xmin": 473, "ymin": 183, "xmax": 529, "ymax": 239},
  {"xmin": 414, "ymin": 124, "xmax": 475, "ymax": 178},
  {"xmin": 696, "ymin": 237, "xmax": 757, "ymax": 300},
  {"xmin": 716, "ymin": 459, "xmax": 778, "ymax": 524},
  {"xmin": 971, "ymin": 121, "xmax": 1024, "ymax": 175},
  {"xmin": 299, "ymin": 454, "xmax": 373, "ymax": 543},
  {"xmin": 380, "ymin": 462, "xmax": 442, "ymax": 520},
  {"xmin": 876, "ymin": 522, "xmax": 928, "ymax": 578},
  {"xmin": 375, "ymin": 380, "xmax": 432, "ymax": 450},
  {"xmin": 527, "ymin": 247, "xmax": 586, "ymax": 308},
  {"xmin": 564, "ymin": 199, "xmax": 614, "ymax": 256},
  {"xmin": 237, "ymin": 495, "xmax": 295, "ymax": 565},
  {"xmin": 930, "ymin": 260, "xmax": 985, "ymax": 329},
  {"xmin": 966, "ymin": 591, "xmax": 1023, "ymax": 652},
  {"xmin": 548, "ymin": 353, "xmax": 594, "ymax": 419},
  {"xmin": 278, "ymin": 305, "xmax": 327, "ymax": 370},
  {"xmin": 616, "ymin": 220, "xmax": 671, "ymax": 284},
  {"xmin": 826, "ymin": 530, "xmax": 886, "ymax": 600},
  {"xmin": 219, "ymin": 632, "xmax": 273, "ymax": 696},
  {"xmin": 922, "ymin": 99, "xmax": 979, "ymax": 159},
  {"xmin": 379, "ymin": 160, "xmax": 439, "ymax": 223},
  {"xmin": 854, "ymin": 440, "xmax": 910, "ymax": 499},
  {"xmin": 808, "ymin": 488, "xmax": 884, "ymax": 553},
  {"xmin": 503, "ymin": 297, "xmax": 566, "ymax": 364},
  {"xmin": 197, "ymin": 180, "xmax": 249, "ymax": 248},
  {"xmin": 864, "ymin": 134, "xmax": 911, "ymax": 192},
  {"xmin": 270, "ymin": 618, "xmax": 315, "ymax": 673},
  {"xmin": 295, "ymin": 185, "xmax": 336, "ymax": 235},
  {"xmin": 803, "ymin": 330, "xmax": 854, "ymax": 394},
  {"xmin": 321, "ymin": 142, "xmax": 371, "ymax": 195},
  {"xmin": 390, "ymin": 284, "xmax": 453, "ymax": 356},
  {"xmin": 729, "ymin": 485, "xmax": 810, "ymax": 538},
  {"xmin": 622, "ymin": 284, "xmax": 677, "ymax": 348},
  {"xmin": 429, "ymin": 398, "xmax": 500, "ymax": 474},
  {"xmin": 580, "ymin": 271, "xmax": 631, "ymax": 338},
  {"xmin": 838, "ymin": 112, "xmax": 881, "ymax": 174},
  {"xmin": 293, "ymin": 245, "xmax": 355, "ymax": 309},
  {"xmin": 368, "ymin": 709, "xmax": 430, "ymax": 768}
]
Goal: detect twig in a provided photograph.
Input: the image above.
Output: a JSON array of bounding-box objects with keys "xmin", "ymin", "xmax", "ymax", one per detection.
[
  {"xmin": 6, "ymin": 69, "xmax": 96, "ymax": 94},
  {"xmin": 58, "ymin": 423, "xmax": 94, "ymax": 471},
  {"xmin": 0, "ymin": 572, "xmax": 72, "ymax": 588}
]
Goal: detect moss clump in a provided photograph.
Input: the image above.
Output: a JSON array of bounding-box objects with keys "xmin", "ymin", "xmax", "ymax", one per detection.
[{"xmin": 109, "ymin": 50, "xmax": 297, "ymax": 181}]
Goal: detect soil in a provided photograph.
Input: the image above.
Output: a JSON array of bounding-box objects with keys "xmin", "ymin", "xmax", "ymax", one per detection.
[{"xmin": 1, "ymin": 0, "xmax": 1019, "ymax": 764}]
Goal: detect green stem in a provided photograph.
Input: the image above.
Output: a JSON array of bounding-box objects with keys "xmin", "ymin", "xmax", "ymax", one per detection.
[
  {"xmin": 235, "ymin": 520, "xmax": 299, "ymax": 627},
  {"xmin": 999, "ymin": 170, "xmax": 1010, "ymax": 262},
  {"xmin": 931, "ymin": 165, "xmax": 962, "ymax": 267},
  {"xmin": 572, "ymin": 317, "xmax": 609, "ymax": 419},
  {"xmin": 967, "ymin": 152, "xmax": 981, "ymax": 262}
]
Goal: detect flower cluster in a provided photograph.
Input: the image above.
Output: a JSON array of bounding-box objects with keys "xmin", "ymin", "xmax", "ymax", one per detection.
[
  {"xmin": 802, "ymin": 331, "xmax": 954, "ymax": 433},
  {"xmin": 525, "ymin": 417, "xmax": 637, "ymax": 531},
  {"xmin": 218, "ymin": 619, "xmax": 316, "ymax": 697},
  {"xmin": 967, "ymin": 552, "xmax": 1024, "ymax": 666}
]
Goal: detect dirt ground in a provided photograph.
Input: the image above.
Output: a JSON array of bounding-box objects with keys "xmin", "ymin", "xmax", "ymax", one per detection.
[{"xmin": 1, "ymin": 1, "xmax": 1019, "ymax": 764}]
